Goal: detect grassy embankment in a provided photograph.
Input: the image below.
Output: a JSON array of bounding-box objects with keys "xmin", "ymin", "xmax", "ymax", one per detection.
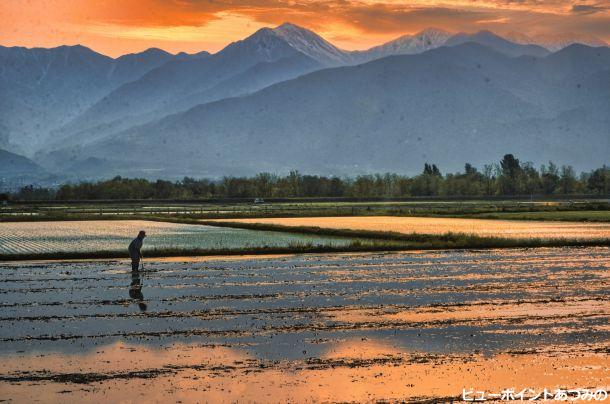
[
  {"xmin": 2, "ymin": 200, "xmax": 609, "ymax": 222},
  {"xmin": 464, "ymin": 210, "xmax": 610, "ymax": 221}
]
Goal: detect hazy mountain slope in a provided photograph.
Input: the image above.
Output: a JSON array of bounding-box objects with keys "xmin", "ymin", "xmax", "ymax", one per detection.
[
  {"xmin": 108, "ymin": 48, "xmax": 176, "ymax": 85},
  {"xmin": 533, "ymin": 33, "xmax": 607, "ymax": 51},
  {"xmin": 44, "ymin": 44, "xmax": 571, "ymax": 177},
  {"xmin": 491, "ymin": 45, "xmax": 610, "ymax": 113},
  {"xmin": 55, "ymin": 29, "xmax": 306, "ymax": 135},
  {"xmin": 45, "ymin": 54, "xmax": 323, "ymax": 151},
  {"xmin": 539, "ymin": 44, "xmax": 610, "ymax": 81},
  {"xmin": 0, "ymin": 149, "xmax": 45, "ymax": 176},
  {"xmin": 167, "ymin": 53, "xmax": 322, "ymax": 120},
  {"xmin": 505, "ymin": 32, "xmax": 607, "ymax": 51},
  {"xmin": 5, "ymin": 24, "xmax": 608, "ymax": 178},
  {"xmin": 50, "ymin": 25, "xmax": 342, "ymax": 150},
  {"xmin": 47, "ymin": 57, "xmax": 232, "ymax": 148},
  {"xmin": 445, "ymin": 31, "xmax": 550, "ymax": 57},
  {"xmin": 0, "ymin": 122, "xmax": 9, "ymax": 149},
  {"xmin": 0, "ymin": 45, "xmax": 200, "ymax": 153},
  {"xmin": 0, "ymin": 45, "xmax": 115, "ymax": 151},
  {"xmin": 29, "ymin": 25, "xmax": 577, "ymax": 158},
  {"xmin": 47, "ymin": 28, "xmax": 563, "ymax": 155},
  {"xmin": 48, "ymin": 42, "xmax": 609, "ymax": 177}
]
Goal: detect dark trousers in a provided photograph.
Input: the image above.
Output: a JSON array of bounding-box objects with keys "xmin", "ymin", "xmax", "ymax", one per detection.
[{"xmin": 131, "ymin": 258, "xmax": 140, "ymax": 271}]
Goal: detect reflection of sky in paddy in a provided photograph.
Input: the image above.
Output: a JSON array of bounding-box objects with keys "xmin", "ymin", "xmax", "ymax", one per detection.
[
  {"xmin": 1, "ymin": 247, "xmax": 609, "ymax": 401},
  {"xmin": 2, "ymin": 339, "xmax": 608, "ymax": 403},
  {"xmin": 1, "ymin": 247, "xmax": 609, "ymax": 361}
]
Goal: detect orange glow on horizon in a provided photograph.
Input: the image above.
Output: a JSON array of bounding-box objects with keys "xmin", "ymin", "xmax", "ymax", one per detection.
[{"xmin": 0, "ymin": 0, "xmax": 608, "ymax": 57}]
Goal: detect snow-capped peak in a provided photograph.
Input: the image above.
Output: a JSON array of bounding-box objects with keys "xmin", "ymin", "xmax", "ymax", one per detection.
[
  {"xmin": 272, "ymin": 22, "xmax": 350, "ymax": 65},
  {"xmin": 366, "ymin": 27, "xmax": 452, "ymax": 58},
  {"xmin": 216, "ymin": 23, "xmax": 352, "ymax": 66}
]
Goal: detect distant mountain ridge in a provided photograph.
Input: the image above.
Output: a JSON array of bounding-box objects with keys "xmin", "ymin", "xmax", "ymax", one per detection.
[
  {"xmin": 0, "ymin": 44, "xmax": 209, "ymax": 152},
  {"xmin": 360, "ymin": 28, "xmax": 453, "ymax": 60},
  {"xmin": 1, "ymin": 23, "xmax": 609, "ymax": 182},
  {"xmin": 445, "ymin": 30, "xmax": 550, "ymax": 57},
  {"xmin": 0, "ymin": 149, "xmax": 44, "ymax": 176},
  {"xmin": 2, "ymin": 24, "xmax": 606, "ymax": 156},
  {"xmin": 41, "ymin": 25, "xmax": 605, "ymax": 157},
  {"xmin": 505, "ymin": 32, "xmax": 608, "ymax": 52},
  {"xmin": 44, "ymin": 24, "xmax": 333, "ymax": 152},
  {"xmin": 40, "ymin": 43, "xmax": 610, "ymax": 179}
]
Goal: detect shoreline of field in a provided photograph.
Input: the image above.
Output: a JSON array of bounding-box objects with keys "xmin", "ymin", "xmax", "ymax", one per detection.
[
  {"xmin": 2, "ymin": 215, "xmax": 610, "ymax": 261},
  {"xmin": 205, "ymin": 215, "xmax": 610, "ymax": 239},
  {"xmin": 2, "ymin": 209, "xmax": 610, "ymax": 223},
  {"xmin": 2, "ymin": 232, "xmax": 609, "ymax": 262}
]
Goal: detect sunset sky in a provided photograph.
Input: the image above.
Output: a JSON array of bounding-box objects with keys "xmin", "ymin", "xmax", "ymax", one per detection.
[{"xmin": 1, "ymin": 0, "xmax": 609, "ymax": 57}]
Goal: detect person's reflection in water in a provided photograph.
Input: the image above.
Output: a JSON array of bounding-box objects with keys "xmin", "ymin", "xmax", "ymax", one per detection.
[{"xmin": 129, "ymin": 270, "xmax": 148, "ymax": 312}]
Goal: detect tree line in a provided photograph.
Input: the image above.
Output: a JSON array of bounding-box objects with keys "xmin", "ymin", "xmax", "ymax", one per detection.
[{"xmin": 5, "ymin": 155, "xmax": 610, "ymax": 201}]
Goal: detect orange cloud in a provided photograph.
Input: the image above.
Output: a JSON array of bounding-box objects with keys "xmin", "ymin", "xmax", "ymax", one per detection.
[{"xmin": 71, "ymin": 0, "xmax": 224, "ymax": 27}]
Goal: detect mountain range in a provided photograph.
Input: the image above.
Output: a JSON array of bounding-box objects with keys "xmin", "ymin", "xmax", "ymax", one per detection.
[
  {"xmin": 504, "ymin": 32, "xmax": 608, "ymax": 52},
  {"xmin": 0, "ymin": 45, "xmax": 209, "ymax": 153},
  {"xmin": 0, "ymin": 23, "xmax": 608, "ymax": 181}
]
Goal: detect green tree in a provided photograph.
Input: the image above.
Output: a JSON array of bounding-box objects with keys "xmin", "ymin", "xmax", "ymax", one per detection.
[
  {"xmin": 482, "ymin": 164, "xmax": 496, "ymax": 196},
  {"xmin": 587, "ymin": 166, "xmax": 610, "ymax": 194},
  {"xmin": 16, "ymin": 185, "xmax": 53, "ymax": 200},
  {"xmin": 412, "ymin": 163, "xmax": 443, "ymax": 196},
  {"xmin": 499, "ymin": 154, "xmax": 522, "ymax": 195},
  {"xmin": 540, "ymin": 162, "xmax": 559, "ymax": 194},
  {"xmin": 558, "ymin": 166, "xmax": 577, "ymax": 195}
]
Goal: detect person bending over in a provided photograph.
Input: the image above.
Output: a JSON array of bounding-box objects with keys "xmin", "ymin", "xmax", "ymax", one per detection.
[{"xmin": 128, "ymin": 230, "xmax": 146, "ymax": 271}]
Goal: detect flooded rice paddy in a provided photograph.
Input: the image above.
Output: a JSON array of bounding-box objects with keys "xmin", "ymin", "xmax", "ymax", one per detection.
[
  {"xmin": 0, "ymin": 220, "xmax": 353, "ymax": 255},
  {"xmin": 0, "ymin": 247, "xmax": 608, "ymax": 402},
  {"xmin": 217, "ymin": 216, "xmax": 610, "ymax": 239}
]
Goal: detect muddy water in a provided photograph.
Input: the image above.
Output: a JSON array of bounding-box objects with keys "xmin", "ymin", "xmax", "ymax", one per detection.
[{"xmin": 0, "ymin": 247, "xmax": 609, "ymax": 402}]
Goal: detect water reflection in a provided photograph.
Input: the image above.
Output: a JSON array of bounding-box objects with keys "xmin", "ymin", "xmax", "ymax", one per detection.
[
  {"xmin": 0, "ymin": 340, "xmax": 607, "ymax": 403},
  {"xmin": 2, "ymin": 248, "xmax": 610, "ymax": 401},
  {"xmin": 129, "ymin": 270, "xmax": 147, "ymax": 312}
]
